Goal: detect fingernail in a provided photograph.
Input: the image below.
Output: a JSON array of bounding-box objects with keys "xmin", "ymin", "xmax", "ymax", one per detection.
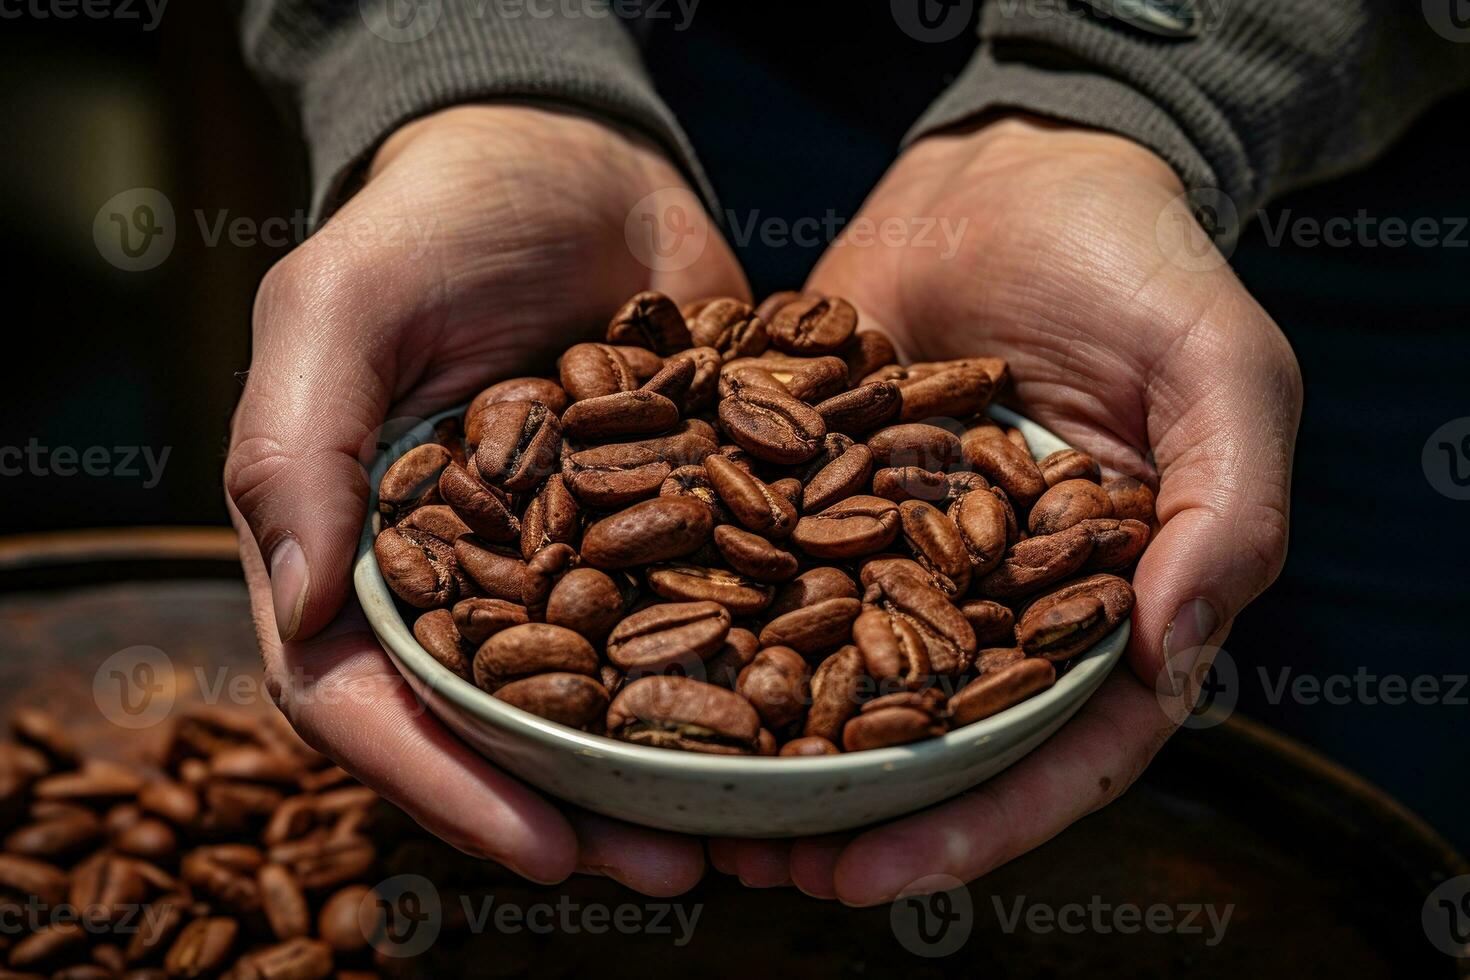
[
  {"xmin": 1163, "ymin": 598, "xmax": 1219, "ymax": 695},
  {"xmin": 268, "ymin": 536, "xmax": 309, "ymax": 642}
]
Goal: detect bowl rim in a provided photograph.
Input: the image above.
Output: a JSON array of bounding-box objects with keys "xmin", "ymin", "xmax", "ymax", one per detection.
[{"xmin": 353, "ymin": 403, "xmax": 1127, "ymax": 778}]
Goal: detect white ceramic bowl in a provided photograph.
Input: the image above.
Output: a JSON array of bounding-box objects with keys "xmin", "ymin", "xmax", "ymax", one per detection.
[{"xmin": 354, "ymin": 405, "xmax": 1126, "ymax": 837}]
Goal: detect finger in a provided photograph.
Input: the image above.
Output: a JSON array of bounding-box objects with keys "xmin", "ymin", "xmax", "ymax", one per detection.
[
  {"xmin": 707, "ymin": 838, "xmax": 741, "ymax": 876},
  {"xmin": 828, "ymin": 672, "xmax": 1176, "ymax": 906},
  {"xmin": 1131, "ymin": 304, "xmax": 1302, "ymax": 693},
  {"xmin": 730, "ymin": 840, "xmax": 791, "ymax": 888},
  {"xmin": 225, "ymin": 243, "xmax": 409, "ymax": 643},
  {"xmin": 231, "ymin": 497, "xmax": 579, "ymax": 886},
  {"xmin": 788, "ymin": 835, "xmax": 848, "ymax": 899},
  {"xmin": 569, "ymin": 810, "xmax": 706, "ymax": 897}
]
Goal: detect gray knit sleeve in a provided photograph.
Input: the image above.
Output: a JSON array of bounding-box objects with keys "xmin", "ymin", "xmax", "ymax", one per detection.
[
  {"xmin": 239, "ymin": 0, "xmax": 709, "ymax": 221},
  {"xmin": 909, "ymin": 1, "xmax": 1470, "ymax": 215}
]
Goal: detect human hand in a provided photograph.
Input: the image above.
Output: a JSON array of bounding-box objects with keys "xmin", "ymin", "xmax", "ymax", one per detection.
[
  {"xmin": 712, "ymin": 114, "xmax": 1301, "ymax": 903},
  {"xmin": 225, "ymin": 105, "xmax": 744, "ymax": 892}
]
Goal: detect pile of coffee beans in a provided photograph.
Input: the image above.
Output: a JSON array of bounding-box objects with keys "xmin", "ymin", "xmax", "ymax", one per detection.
[
  {"xmin": 374, "ymin": 292, "xmax": 1154, "ymax": 757},
  {"xmin": 0, "ymin": 705, "xmax": 419, "ymax": 978}
]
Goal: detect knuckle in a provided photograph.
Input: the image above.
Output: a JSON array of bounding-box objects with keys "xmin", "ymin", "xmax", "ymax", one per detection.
[
  {"xmin": 223, "ymin": 435, "xmax": 294, "ymax": 513},
  {"xmin": 1241, "ymin": 501, "xmax": 1290, "ymax": 593}
]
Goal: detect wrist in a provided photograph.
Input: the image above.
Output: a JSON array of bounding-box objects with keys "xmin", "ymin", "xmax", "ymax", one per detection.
[{"xmin": 908, "ymin": 112, "xmax": 1184, "ymax": 195}]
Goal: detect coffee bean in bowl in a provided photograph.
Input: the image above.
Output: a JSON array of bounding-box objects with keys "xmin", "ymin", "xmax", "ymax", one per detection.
[{"xmin": 354, "ymin": 292, "xmax": 1150, "ymax": 837}]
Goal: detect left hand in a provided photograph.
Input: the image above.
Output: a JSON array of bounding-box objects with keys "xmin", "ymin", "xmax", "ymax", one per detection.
[{"xmin": 711, "ymin": 114, "xmax": 1302, "ymax": 903}]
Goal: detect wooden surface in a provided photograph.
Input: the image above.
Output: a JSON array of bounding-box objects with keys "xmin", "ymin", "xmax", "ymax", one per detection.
[{"xmin": 0, "ymin": 528, "xmax": 1464, "ymax": 977}]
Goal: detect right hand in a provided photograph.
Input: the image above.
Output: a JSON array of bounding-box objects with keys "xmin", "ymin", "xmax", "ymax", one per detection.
[{"xmin": 225, "ymin": 105, "xmax": 745, "ymax": 892}]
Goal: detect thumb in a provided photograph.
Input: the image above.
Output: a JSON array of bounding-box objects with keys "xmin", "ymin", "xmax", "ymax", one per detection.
[
  {"xmin": 1128, "ymin": 307, "xmax": 1303, "ymax": 695},
  {"xmin": 225, "ymin": 250, "xmax": 395, "ymax": 642}
]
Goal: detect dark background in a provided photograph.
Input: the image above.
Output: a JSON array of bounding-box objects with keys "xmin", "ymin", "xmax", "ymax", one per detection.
[{"xmin": 2, "ymin": 4, "xmax": 1466, "ymax": 851}]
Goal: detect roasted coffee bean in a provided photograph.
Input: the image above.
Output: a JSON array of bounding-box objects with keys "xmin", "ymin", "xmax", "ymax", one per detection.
[
  {"xmin": 518, "ymin": 474, "xmax": 579, "ymax": 560},
  {"xmin": 610, "ymin": 344, "xmax": 666, "ymax": 382},
  {"xmin": 718, "ymin": 385, "xmax": 826, "ymax": 464},
  {"xmin": 713, "ymin": 525, "xmax": 798, "ymax": 583},
  {"xmin": 860, "ymin": 555, "xmax": 959, "ymax": 597},
  {"xmin": 607, "ymin": 601, "xmax": 731, "ymax": 674},
  {"xmin": 768, "ymin": 294, "xmax": 858, "ymax": 354},
  {"xmin": 896, "ymin": 364, "xmax": 992, "ymax": 422},
  {"xmin": 1029, "ymin": 478, "xmax": 1114, "ymax": 535},
  {"xmin": 759, "ymin": 355, "xmax": 850, "ymax": 403},
  {"xmin": 437, "ymin": 463, "xmax": 520, "ymax": 541},
  {"xmin": 949, "ymin": 488, "xmax": 1010, "ymax": 576},
  {"xmin": 0, "ymin": 853, "xmax": 69, "ymax": 906},
  {"xmin": 803, "ymin": 646, "xmax": 866, "ymax": 743},
  {"xmin": 607, "ymin": 676, "xmax": 761, "ymax": 754},
  {"xmin": 318, "ymin": 884, "xmax": 370, "ymax": 953},
  {"xmin": 867, "ymin": 423, "xmax": 962, "ymax": 470},
  {"xmin": 736, "ymin": 647, "xmax": 810, "ymax": 730},
  {"xmin": 791, "ymin": 495, "xmax": 900, "ymax": 559},
  {"xmin": 522, "ymin": 543, "xmax": 579, "ymax": 618},
  {"xmin": 580, "ymin": 497, "xmax": 712, "ymax": 569},
  {"xmin": 374, "ymin": 525, "xmax": 458, "ymax": 609},
  {"xmin": 704, "ymin": 454, "xmax": 797, "ymax": 539},
  {"xmin": 449, "ymin": 599, "xmax": 529, "ymax": 648},
  {"xmin": 138, "ymin": 779, "xmax": 198, "ymax": 826},
  {"xmin": 959, "ymin": 599, "xmax": 1017, "ymax": 648},
  {"xmin": 606, "ymin": 291, "xmax": 691, "ymax": 355},
  {"xmin": 394, "ymin": 503, "xmax": 472, "ymax": 545},
  {"xmin": 754, "ymin": 290, "xmax": 805, "ymax": 322},
  {"xmin": 949, "ymin": 658, "xmax": 1057, "ymax": 727},
  {"xmin": 842, "ymin": 697, "xmax": 946, "ymax": 751},
  {"xmin": 546, "ymin": 568, "xmax": 627, "ymax": 644},
  {"xmin": 687, "ymin": 298, "xmax": 767, "ymax": 361},
  {"xmin": 35, "ymin": 761, "xmax": 144, "ymax": 801},
  {"xmin": 974, "ymin": 646, "xmax": 1026, "ymax": 675},
  {"xmin": 563, "ymin": 444, "xmax": 670, "ymax": 508},
  {"xmin": 802, "ymin": 444, "xmax": 873, "ymax": 514},
  {"xmin": 493, "ymin": 675, "xmax": 602, "ymax": 728},
  {"xmin": 872, "ymin": 465, "xmax": 947, "ymax": 503},
  {"xmin": 1102, "ymin": 476, "xmax": 1157, "ymax": 524},
  {"xmin": 465, "ymin": 377, "xmax": 568, "ymax": 448},
  {"xmin": 602, "ymin": 423, "xmax": 719, "ymax": 468},
  {"xmin": 472, "ymin": 400, "xmax": 562, "ymax": 493},
  {"xmin": 231, "ymin": 937, "xmax": 333, "ymax": 980},
  {"xmin": 164, "ymin": 917, "xmax": 239, "ymax": 978},
  {"xmin": 704, "ymin": 628, "xmax": 760, "ymax": 689},
  {"xmin": 758, "ymin": 597, "xmax": 862, "ymax": 658},
  {"xmin": 1040, "ymin": 448, "xmax": 1102, "ymax": 486},
  {"xmin": 473, "ymin": 623, "xmax": 599, "ymax": 692},
  {"xmin": 851, "ymin": 608, "xmax": 930, "ymax": 690},
  {"xmin": 378, "ymin": 444, "xmax": 450, "ymax": 523},
  {"xmin": 10, "ymin": 922, "xmax": 86, "ymax": 971},
  {"xmin": 646, "ymin": 563, "xmax": 772, "ymax": 617},
  {"xmin": 899, "ymin": 500, "xmax": 973, "ymax": 594},
  {"xmin": 1017, "ymin": 573, "xmax": 1135, "ymax": 661},
  {"xmin": 258, "ymin": 864, "xmax": 310, "ymax": 941},
  {"xmin": 559, "ymin": 342, "xmax": 638, "ymax": 401},
  {"xmin": 960, "ymin": 423, "xmax": 1047, "ymax": 508},
  {"xmin": 814, "ymin": 381, "xmax": 901, "ymax": 436},
  {"xmin": 5, "ymin": 808, "xmax": 100, "ymax": 858},
  {"xmin": 453, "ymin": 538, "xmax": 529, "ymax": 602},
  {"xmin": 640, "ymin": 354, "xmax": 697, "ymax": 405},
  {"xmin": 1080, "ymin": 517, "xmax": 1150, "ymax": 569},
  {"xmin": 659, "ymin": 464, "xmax": 730, "ymax": 523},
  {"xmin": 978, "ymin": 523, "xmax": 1096, "ymax": 600},
  {"xmin": 666, "ymin": 347, "xmax": 722, "ymax": 413},
  {"xmin": 71, "ymin": 853, "xmax": 146, "ymax": 924},
  {"xmin": 864, "ymin": 574, "xmax": 976, "ymax": 676},
  {"xmin": 840, "ymin": 330, "xmax": 897, "ymax": 383},
  {"xmin": 413, "ymin": 609, "xmax": 474, "ymax": 678},
  {"xmin": 779, "ymin": 735, "xmax": 841, "ymax": 757},
  {"xmin": 562, "ymin": 390, "xmax": 680, "ymax": 441},
  {"xmin": 991, "ymin": 484, "xmax": 1023, "ymax": 548},
  {"xmin": 114, "ymin": 817, "xmax": 178, "ymax": 862},
  {"xmin": 767, "ymin": 567, "xmax": 860, "ymax": 620}
]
